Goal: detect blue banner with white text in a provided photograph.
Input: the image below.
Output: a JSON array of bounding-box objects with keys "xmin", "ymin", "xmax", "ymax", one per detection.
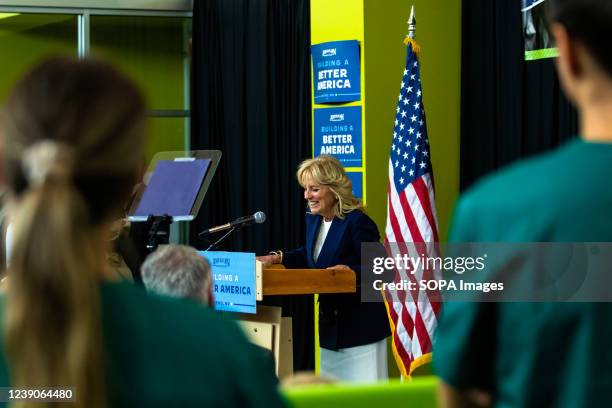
[
  {"xmin": 314, "ymin": 106, "xmax": 362, "ymax": 167},
  {"xmin": 199, "ymin": 251, "xmax": 256, "ymax": 314},
  {"xmin": 312, "ymin": 40, "xmax": 361, "ymax": 103}
]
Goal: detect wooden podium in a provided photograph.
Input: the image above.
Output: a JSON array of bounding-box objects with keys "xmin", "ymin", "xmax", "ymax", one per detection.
[
  {"xmin": 237, "ymin": 262, "xmax": 356, "ymax": 379},
  {"xmin": 255, "ymin": 263, "xmax": 356, "ymax": 299}
]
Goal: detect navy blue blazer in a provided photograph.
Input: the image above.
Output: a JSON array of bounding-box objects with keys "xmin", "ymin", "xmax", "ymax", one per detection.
[{"xmin": 284, "ymin": 210, "xmax": 390, "ymax": 350}]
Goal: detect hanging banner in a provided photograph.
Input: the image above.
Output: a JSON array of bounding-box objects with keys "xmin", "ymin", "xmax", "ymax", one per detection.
[
  {"xmin": 347, "ymin": 172, "xmax": 363, "ymax": 199},
  {"xmin": 522, "ymin": 0, "xmax": 557, "ymax": 60},
  {"xmin": 199, "ymin": 251, "xmax": 257, "ymax": 314},
  {"xmin": 314, "ymin": 106, "xmax": 362, "ymax": 167},
  {"xmin": 311, "ymin": 40, "xmax": 361, "ymax": 103}
]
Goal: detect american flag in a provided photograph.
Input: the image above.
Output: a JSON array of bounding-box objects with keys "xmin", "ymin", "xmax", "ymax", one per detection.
[{"xmin": 383, "ymin": 42, "xmax": 441, "ymax": 377}]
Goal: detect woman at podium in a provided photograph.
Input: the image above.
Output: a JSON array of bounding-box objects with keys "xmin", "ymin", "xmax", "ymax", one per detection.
[{"xmin": 258, "ymin": 155, "xmax": 390, "ymax": 382}]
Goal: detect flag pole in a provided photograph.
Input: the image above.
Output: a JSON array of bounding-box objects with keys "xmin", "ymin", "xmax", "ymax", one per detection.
[
  {"xmin": 404, "ymin": 4, "xmax": 421, "ymax": 55},
  {"xmin": 408, "ymin": 4, "xmax": 416, "ymax": 39}
]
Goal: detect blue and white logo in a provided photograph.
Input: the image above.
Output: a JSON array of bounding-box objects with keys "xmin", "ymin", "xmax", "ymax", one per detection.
[
  {"xmin": 212, "ymin": 258, "xmax": 230, "ymax": 268},
  {"xmin": 322, "ymin": 48, "xmax": 337, "ymax": 57}
]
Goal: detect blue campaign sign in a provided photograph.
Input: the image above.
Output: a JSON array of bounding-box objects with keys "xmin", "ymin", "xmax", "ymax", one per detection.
[
  {"xmin": 347, "ymin": 172, "xmax": 363, "ymax": 199},
  {"xmin": 314, "ymin": 106, "xmax": 362, "ymax": 167},
  {"xmin": 198, "ymin": 251, "xmax": 256, "ymax": 314},
  {"xmin": 312, "ymin": 40, "xmax": 361, "ymax": 103}
]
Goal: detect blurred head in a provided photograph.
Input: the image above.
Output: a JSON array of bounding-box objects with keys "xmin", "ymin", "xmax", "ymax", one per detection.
[
  {"xmin": 0, "ymin": 56, "xmax": 146, "ymax": 408},
  {"xmin": 2, "ymin": 57, "xmax": 145, "ymax": 220},
  {"xmin": 142, "ymin": 245, "xmax": 214, "ymax": 306},
  {"xmin": 549, "ymin": 0, "xmax": 612, "ymax": 107},
  {"xmin": 297, "ymin": 155, "xmax": 362, "ymax": 220}
]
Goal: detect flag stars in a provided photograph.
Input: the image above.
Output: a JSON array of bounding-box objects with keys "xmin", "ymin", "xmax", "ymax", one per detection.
[{"xmin": 391, "ymin": 51, "xmax": 432, "ymax": 186}]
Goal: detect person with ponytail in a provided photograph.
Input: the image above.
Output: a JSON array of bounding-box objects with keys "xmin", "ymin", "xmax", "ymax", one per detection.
[{"xmin": 0, "ymin": 57, "xmax": 285, "ymax": 408}]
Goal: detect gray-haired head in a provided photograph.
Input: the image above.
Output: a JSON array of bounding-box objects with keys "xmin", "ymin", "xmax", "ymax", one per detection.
[{"xmin": 141, "ymin": 244, "xmax": 213, "ymax": 304}]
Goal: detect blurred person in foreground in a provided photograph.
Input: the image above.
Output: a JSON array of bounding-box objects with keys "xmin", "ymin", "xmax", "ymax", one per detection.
[
  {"xmin": 258, "ymin": 155, "xmax": 389, "ymax": 383},
  {"xmin": 0, "ymin": 57, "xmax": 285, "ymax": 408},
  {"xmin": 142, "ymin": 244, "xmax": 214, "ymax": 306},
  {"xmin": 435, "ymin": 0, "xmax": 612, "ymax": 407}
]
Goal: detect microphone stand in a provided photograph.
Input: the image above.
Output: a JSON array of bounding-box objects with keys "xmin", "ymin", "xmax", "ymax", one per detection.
[{"xmin": 203, "ymin": 227, "xmax": 237, "ymax": 251}]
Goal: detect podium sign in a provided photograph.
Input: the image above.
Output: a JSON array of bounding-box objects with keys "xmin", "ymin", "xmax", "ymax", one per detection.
[{"xmin": 199, "ymin": 251, "xmax": 257, "ymax": 314}]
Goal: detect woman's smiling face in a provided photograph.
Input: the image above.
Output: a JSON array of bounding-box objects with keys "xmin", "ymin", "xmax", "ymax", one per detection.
[{"xmin": 303, "ymin": 178, "xmax": 336, "ymax": 220}]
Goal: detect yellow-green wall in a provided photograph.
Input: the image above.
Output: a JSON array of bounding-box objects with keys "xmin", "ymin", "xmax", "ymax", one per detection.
[{"xmin": 0, "ymin": 14, "xmax": 77, "ymax": 101}]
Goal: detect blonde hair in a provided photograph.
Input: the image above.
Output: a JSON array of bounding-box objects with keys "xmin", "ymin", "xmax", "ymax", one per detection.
[
  {"xmin": 2, "ymin": 57, "xmax": 146, "ymax": 408},
  {"xmin": 297, "ymin": 155, "xmax": 363, "ymax": 219}
]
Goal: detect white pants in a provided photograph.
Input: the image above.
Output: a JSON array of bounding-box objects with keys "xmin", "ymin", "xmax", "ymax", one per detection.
[{"xmin": 320, "ymin": 338, "xmax": 388, "ymax": 383}]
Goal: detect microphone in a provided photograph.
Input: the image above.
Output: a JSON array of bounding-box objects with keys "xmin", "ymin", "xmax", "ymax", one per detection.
[{"xmin": 199, "ymin": 211, "xmax": 266, "ymax": 236}]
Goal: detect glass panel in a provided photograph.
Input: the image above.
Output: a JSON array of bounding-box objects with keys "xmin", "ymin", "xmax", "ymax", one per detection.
[
  {"xmin": 90, "ymin": 16, "xmax": 190, "ymax": 111},
  {"xmin": 0, "ymin": 13, "xmax": 77, "ymax": 103},
  {"xmin": 147, "ymin": 117, "xmax": 187, "ymax": 162}
]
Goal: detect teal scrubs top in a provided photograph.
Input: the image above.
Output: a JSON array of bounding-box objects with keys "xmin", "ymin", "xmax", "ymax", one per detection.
[{"xmin": 435, "ymin": 139, "xmax": 612, "ymax": 407}]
